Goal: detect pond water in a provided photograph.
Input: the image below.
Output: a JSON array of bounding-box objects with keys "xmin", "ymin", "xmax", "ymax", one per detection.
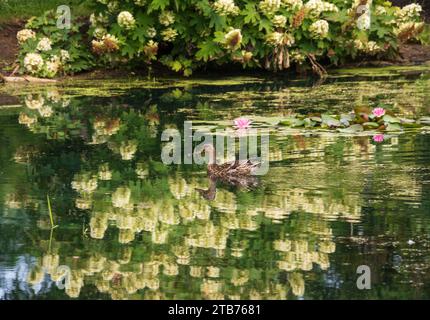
[{"xmin": 0, "ymin": 67, "xmax": 430, "ymax": 300}]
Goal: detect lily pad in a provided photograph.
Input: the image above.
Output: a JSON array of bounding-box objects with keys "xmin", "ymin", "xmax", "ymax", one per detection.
[
  {"xmin": 383, "ymin": 115, "xmax": 400, "ymax": 123},
  {"xmin": 337, "ymin": 124, "xmax": 364, "ymax": 133},
  {"xmin": 279, "ymin": 117, "xmax": 305, "ymax": 127},
  {"xmin": 386, "ymin": 123, "xmax": 403, "ymax": 131},
  {"xmin": 321, "ymin": 114, "xmax": 341, "ymax": 127},
  {"xmin": 363, "ymin": 122, "xmax": 379, "ymax": 129}
]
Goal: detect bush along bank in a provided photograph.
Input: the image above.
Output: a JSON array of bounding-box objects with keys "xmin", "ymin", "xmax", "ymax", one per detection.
[{"xmin": 15, "ymin": 0, "xmax": 428, "ymax": 78}]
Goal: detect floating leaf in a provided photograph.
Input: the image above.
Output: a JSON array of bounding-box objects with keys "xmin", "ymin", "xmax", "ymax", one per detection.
[
  {"xmin": 363, "ymin": 122, "xmax": 379, "ymax": 129},
  {"xmin": 321, "ymin": 114, "xmax": 341, "ymax": 127},
  {"xmin": 386, "ymin": 123, "xmax": 403, "ymax": 131},
  {"xmin": 337, "ymin": 124, "xmax": 364, "ymax": 133},
  {"xmin": 383, "ymin": 114, "xmax": 400, "ymax": 123}
]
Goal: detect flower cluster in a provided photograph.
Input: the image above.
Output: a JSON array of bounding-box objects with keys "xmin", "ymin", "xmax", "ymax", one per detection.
[
  {"xmin": 117, "ymin": 11, "xmax": 136, "ymax": 30},
  {"xmin": 283, "ymin": 0, "xmax": 303, "ymax": 10},
  {"xmin": 309, "ymin": 19, "xmax": 329, "ymax": 39},
  {"xmin": 36, "ymin": 37, "xmax": 52, "ymax": 52},
  {"xmin": 17, "ymin": 1, "xmax": 426, "ymax": 78},
  {"xmin": 92, "ymin": 34, "xmax": 120, "ymax": 54},
  {"xmin": 259, "ymin": 0, "xmax": 282, "ymax": 15},
  {"xmin": 305, "ymin": 0, "xmax": 338, "ymax": 17},
  {"xmin": 353, "ymin": 40, "xmax": 382, "ymax": 55},
  {"xmin": 213, "ymin": 0, "xmax": 240, "ymax": 16},
  {"xmin": 224, "ymin": 29, "xmax": 243, "ymax": 50},
  {"xmin": 17, "ymin": 29, "xmax": 36, "ymax": 44},
  {"xmin": 161, "ymin": 28, "xmax": 178, "ymax": 42},
  {"xmin": 272, "ymin": 15, "xmax": 287, "ymax": 27},
  {"xmin": 396, "ymin": 4, "xmax": 422, "ymax": 21},
  {"xmin": 266, "ymin": 32, "xmax": 294, "ymax": 46},
  {"xmin": 159, "ymin": 11, "xmax": 175, "ymax": 26}
]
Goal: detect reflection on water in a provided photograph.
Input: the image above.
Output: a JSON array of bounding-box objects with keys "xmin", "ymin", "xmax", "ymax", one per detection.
[{"xmin": 1, "ymin": 72, "xmax": 430, "ymax": 299}]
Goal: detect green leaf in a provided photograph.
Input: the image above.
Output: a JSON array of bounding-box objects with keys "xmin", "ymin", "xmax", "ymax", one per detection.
[
  {"xmin": 195, "ymin": 40, "xmax": 221, "ymax": 62},
  {"xmin": 383, "ymin": 115, "xmax": 400, "ymax": 123},
  {"xmin": 321, "ymin": 114, "xmax": 341, "ymax": 127},
  {"xmin": 337, "ymin": 124, "xmax": 364, "ymax": 133}
]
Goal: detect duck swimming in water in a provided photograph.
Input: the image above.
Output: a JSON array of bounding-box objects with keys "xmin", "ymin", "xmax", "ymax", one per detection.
[
  {"xmin": 203, "ymin": 143, "xmax": 260, "ymax": 182},
  {"xmin": 195, "ymin": 144, "xmax": 260, "ymax": 200}
]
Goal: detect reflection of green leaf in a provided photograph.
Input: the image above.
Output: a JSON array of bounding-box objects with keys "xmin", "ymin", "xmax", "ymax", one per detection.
[
  {"xmin": 419, "ymin": 117, "xmax": 430, "ymax": 125},
  {"xmin": 337, "ymin": 124, "xmax": 364, "ymax": 133}
]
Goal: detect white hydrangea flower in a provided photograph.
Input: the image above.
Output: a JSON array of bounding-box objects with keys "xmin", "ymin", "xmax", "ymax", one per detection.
[
  {"xmin": 146, "ymin": 27, "xmax": 157, "ymax": 38},
  {"xmin": 266, "ymin": 32, "xmax": 294, "ymax": 46},
  {"xmin": 161, "ymin": 28, "xmax": 178, "ymax": 42},
  {"xmin": 36, "ymin": 37, "xmax": 52, "ymax": 51},
  {"xmin": 23, "ymin": 53, "xmax": 44, "ymax": 74},
  {"xmin": 90, "ymin": 13, "xmax": 109, "ymax": 26},
  {"xmin": 213, "ymin": 0, "xmax": 240, "ymax": 16},
  {"xmin": 272, "ymin": 15, "xmax": 287, "ymax": 27},
  {"xmin": 17, "ymin": 29, "xmax": 36, "ymax": 44},
  {"xmin": 134, "ymin": 0, "xmax": 146, "ymax": 6},
  {"xmin": 259, "ymin": 0, "xmax": 282, "ymax": 14},
  {"xmin": 282, "ymin": 0, "xmax": 303, "ymax": 10},
  {"xmin": 309, "ymin": 19, "xmax": 329, "ymax": 38},
  {"xmin": 375, "ymin": 5, "xmax": 386, "ymax": 16},
  {"xmin": 397, "ymin": 4, "xmax": 422, "ymax": 20},
  {"xmin": 60, "ymin": 50, "xmax": 70, "ymax": 62},
  {"xmin": 117, "ymin": 11, "xmax": 136, "ymax": 30},
  {"xmin": 107, "ymin": 1, "xmax": 119, "ymax": 13},
  {"xmin": 159, "ymin": 11, "xmax": 175, "ymax": 26},
  {"xmin": 224, "ymin": 29, "xmax": 242, "ymax": 50},
  {"xmin": 93, "ymin": 27, "xmax": 107, "ymax": 39},
  {"xmin": 305, "ymin": 0, "xmax": 338, "ymax": 16}
]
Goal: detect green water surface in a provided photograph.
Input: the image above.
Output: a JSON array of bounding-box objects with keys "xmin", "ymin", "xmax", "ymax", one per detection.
[{"xmin": 0, "ymin": 69, "xmax": 429, "ymax": 300}]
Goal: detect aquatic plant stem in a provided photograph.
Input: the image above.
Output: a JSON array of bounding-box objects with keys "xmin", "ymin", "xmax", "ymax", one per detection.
[{"xmin": 47, "ymin": 194, "xmax": 58, "ymax": 229}]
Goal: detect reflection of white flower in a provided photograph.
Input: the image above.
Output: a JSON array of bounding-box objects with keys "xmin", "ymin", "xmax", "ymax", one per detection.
[
  {"xmin": 38, "ymin": 105, "xmax": 53, "ymax": 118},
  {"xmin": 309, "ymin": 19, "xmax": 329, "ymax": 38},
  {"xmin": 112, "ymin": 187, "xmax": 131, "ymax": 208},
  {"xmin": 25, "ymin": 95, "xmax": 44, "ymax": 109},
  {"xmin": 17, "ymin": 29, "xmax": 36, "ymax": 44},
  {"xmin": 23, "ymin": 53, "xmax": 44, "ymax": 74},
  {"xmin": 36, "ymin": 37, "xmax": 52, "ymax": 51},
  {"xmin": 117, "ymin": 11, "xmax": 135, "ymax": 30},
  {"xmin": 120, "ymin": 140, "xmax": 138, "ymax": 160}
]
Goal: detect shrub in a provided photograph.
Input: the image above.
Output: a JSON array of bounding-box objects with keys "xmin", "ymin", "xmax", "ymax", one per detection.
[{"xmin": 17, "ymin": 0, "xmax": 426, "ymax": 78}]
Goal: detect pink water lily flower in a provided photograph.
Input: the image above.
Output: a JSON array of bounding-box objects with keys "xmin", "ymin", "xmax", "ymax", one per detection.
[
  {"xmin": 373, "ymin": 134, "xmax": 384, "ymax": 143},
  {"xmin": 233, "ymin": 117, "xmax": 252, "ymax": 129},
  {"xmin": 372, "ymin": 107, "xmax": 386, "ymax": 118}
]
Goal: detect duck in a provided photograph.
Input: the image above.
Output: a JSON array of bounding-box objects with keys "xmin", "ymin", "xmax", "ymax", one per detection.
[
  {"xmin": 195, "ymin": 144, "xmax": 260, "ymax": 200},
  {"xmin": 203, "ymin": 143, "xmax": 260, "ymax": 182}
]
